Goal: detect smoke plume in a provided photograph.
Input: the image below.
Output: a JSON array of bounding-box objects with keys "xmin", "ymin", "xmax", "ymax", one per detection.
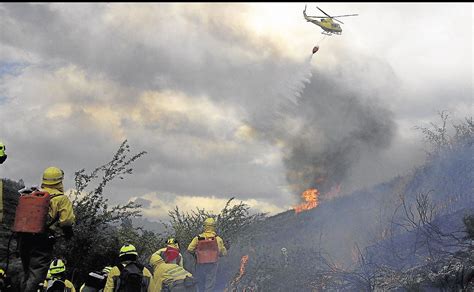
[{"xmin": 250, "ymin": 56, "xmax": 396, "ymax": 198}]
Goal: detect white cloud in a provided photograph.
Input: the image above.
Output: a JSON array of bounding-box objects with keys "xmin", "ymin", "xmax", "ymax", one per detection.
[{"xmin": 130, "ymin": 192, "xmax": 288, "ymax": 220}]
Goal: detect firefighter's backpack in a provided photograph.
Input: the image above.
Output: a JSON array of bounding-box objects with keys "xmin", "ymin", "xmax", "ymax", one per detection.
[
  {"xmin": 13, "ymin": 191, "xmax": 51, "ymax": 234},
  {"xmin": 116, "ymin": 262, "xmax": 149, "ymax": 292},
  {"xmin": 196, "ymin": 237, "xmax": 219, "ymax": 264}
]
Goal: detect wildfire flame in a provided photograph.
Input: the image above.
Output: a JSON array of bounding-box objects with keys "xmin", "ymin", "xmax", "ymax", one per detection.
[
  {"xmin": 294, "ymin": 188, "xmax": 319, "ymax": 214},
  {"xmin": 237, "ymin": 255, "xmax": 249, "ymax": 282},
  {"xmin": 225, "ymin": 255, "xmax": 250, "ymax": 292}
]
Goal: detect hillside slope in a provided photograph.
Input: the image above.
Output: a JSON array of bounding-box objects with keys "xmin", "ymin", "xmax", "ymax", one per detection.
[{"xmin": 219, "ymin": 138, "xmax": 473, "ymax": 291}]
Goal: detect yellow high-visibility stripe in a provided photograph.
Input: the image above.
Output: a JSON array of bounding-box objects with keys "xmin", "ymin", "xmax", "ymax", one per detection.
[{"xmin": 166, "ymin": 266, "xmax": 189, "ymax": 278}]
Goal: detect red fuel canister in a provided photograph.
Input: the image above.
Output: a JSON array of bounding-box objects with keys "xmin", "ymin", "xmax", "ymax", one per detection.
[
  {"xmin": 13, "ymin": 191, "xmax": 50, "ymax": 234},
  {"xmin": 196, "ymin": 237, "xmax": 219, "ymax": 264}
]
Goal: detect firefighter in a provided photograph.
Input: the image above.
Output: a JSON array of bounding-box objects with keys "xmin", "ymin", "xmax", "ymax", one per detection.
[
  {"xmin": 149, "ymin": 252, "xmax": 196, "ymax": 292},
  {"xmin": 43, "ymin": 259, "xmax": 76, "ymax": 292},
  {"xmin": 17, "ymin": 166, "xmax": 75, "ymax": 292},
  {"xmin": 157, "ymin": 238, "xmax": 184, "ymax": 267},
  {"xmin": 104, "ymin": 244, "xmax": 152, "ymax": 292},
  {"xmin": 187, "ymin": 217, "xmax": 227, "ymax": 292},
  {"xmin": 0, "ymin": 141, "xmax": 6, "ymax": 164}
]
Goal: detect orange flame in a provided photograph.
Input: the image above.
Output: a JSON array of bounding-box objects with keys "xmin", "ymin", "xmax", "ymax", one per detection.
[
  {"xmin": 226, "ymin": 255, "xmax": 250, "ymax": 291},
  {"xmin": 294, "ymin": 188, "xmax": 319, "ymax": 214},
  {"xmin": 237, "ymin": 255, "xmax": 249, "ymax": 282}
]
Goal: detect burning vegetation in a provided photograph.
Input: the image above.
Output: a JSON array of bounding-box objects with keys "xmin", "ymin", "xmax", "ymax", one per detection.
[
  {"xmin": 294, "ymin": 188, "xmax": 319, "ymax": 214},
  {"xmin": 293, "ymin": 184, "xmax": 341, "ymax": 214}
]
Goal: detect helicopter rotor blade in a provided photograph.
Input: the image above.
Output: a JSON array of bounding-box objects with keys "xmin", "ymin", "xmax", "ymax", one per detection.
[
  {"xmin": 316, "ymin": 6, "xmax": 332, "ymax": 18},
  {"xmin": 333, "ymin": 18, "xmax": 344, "ymax": 24},
  {"xmin": 331, "ymin": 14, "xmax": 359, "ymax": 17}
]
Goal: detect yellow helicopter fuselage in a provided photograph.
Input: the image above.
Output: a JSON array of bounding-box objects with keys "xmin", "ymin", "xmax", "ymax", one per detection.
[
  {"xmin": 319, "ymin": 18, "xmax": 342, "ymax": 33},
  {"xmin": 309, "ymin": 18, "xmax": 342, "ymax": 34}
]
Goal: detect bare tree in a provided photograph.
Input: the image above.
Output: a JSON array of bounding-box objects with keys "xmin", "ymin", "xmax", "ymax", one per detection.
[
  {"xmin": 415, "ymin": 111, "xmax": 473, "ymax": 159},
  {"xmin": 55, "ymin": 140, "xmax": 147, "ymax": 285},
  {"xmin": 391, "ymin": 191, "xmax": 469, "ymax": 261}
]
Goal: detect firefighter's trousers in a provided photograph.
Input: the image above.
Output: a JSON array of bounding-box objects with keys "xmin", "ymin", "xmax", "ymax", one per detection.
[
  {"xmin": 18, "ymin": 233, "xmax": 54, "ymax": 292},
  {"xmin": 196, "ymin": 262, "xmax": 218, "ymax": 292}
]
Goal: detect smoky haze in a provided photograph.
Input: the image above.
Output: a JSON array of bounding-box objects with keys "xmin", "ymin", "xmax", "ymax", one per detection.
[{"xmin": 247, "ymin": 55, "xmax": 397, "ymax": 198}]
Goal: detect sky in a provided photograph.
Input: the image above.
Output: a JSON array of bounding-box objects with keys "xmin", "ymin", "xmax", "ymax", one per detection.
[{"xmin": 0, "ymin": 3, "xmax": 472, "ymax": 221}]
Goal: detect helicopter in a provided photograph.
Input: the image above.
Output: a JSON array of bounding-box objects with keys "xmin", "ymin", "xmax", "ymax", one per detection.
[{"xmin": 303, "ymin": 5, "xmax": 358, "ymax": 36}]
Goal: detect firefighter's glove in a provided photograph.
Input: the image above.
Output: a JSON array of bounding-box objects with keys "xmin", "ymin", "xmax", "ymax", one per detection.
[{"xmin": 62, "ymin": 225, "xmax": 74, "ymax": 240}]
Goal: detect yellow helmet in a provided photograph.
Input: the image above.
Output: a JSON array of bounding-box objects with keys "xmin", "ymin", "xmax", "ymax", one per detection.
[
  {"xmin": 119, "ymin": 244, "xmax": 138, "ymax": 257},
  {"xmin": 204, "ymin": 217, "xmax": 215, "ymax": 227},
  {"xmin": 166, "ymin": 238, "xmax": 179, "ymax": 248},
  {"xmin": 42, "ymin": 167, "xmax": 64, "ymax": 185},
  {"xmin": 0, "ymin": 268, "xmax": 5, "ymax": 277},
  {"xmin": 49, "ymin": 259, "xmax": 66, "ymax": 275}
]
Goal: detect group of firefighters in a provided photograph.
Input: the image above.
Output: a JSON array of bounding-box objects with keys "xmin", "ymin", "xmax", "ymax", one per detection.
[{"xmin": 0, "ymin": 162, "xmax": 228, "ymax": 292}]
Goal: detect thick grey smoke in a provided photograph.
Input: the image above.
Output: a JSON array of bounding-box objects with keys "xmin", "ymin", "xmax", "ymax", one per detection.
[{"xmin": 248, "ymin": 56, "xmax": 397, "ymax": 198}]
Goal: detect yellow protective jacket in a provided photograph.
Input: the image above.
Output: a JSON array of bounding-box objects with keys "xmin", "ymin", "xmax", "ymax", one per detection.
[
  {"xmin": 42, "ymin": 184, "xmax": 75, "ymax": 234},
  {"xmin": 187, "ymin": 225, "xmax": 227, "ymax": 257},
  {"xmin": 104, "ymin": 262, "xmax": 153, "ymax": 292},
  {"xmin": 156, "ymin": 247, "xmax": 184, "ymax": 267},
  {"xmin": 149, "ymin": 251, "xmax": 193, "ymax": 292},
  {"xmin": 44, "ymin": 278, "xmax": 76, "ymax": 292}
]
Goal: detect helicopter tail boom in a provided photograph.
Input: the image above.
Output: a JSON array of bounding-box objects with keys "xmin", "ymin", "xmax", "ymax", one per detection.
[{"xmin": 303, "ymin": 5, "xmax": 320, "ymax": 23}]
